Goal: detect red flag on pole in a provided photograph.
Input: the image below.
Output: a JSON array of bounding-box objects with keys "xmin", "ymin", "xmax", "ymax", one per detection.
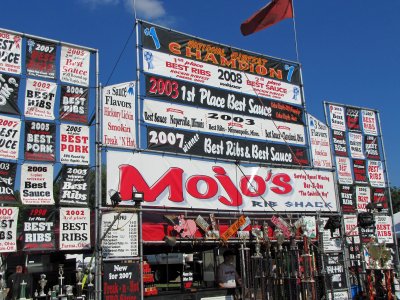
[{"xmin": 240, "ymin": 0, "xmax": 293, "ymax": 36}]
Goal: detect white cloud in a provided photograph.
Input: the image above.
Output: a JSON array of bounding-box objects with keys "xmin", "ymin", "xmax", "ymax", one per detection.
[{"xmin": 127, "ymin": 0, "xmax": 166, "ymax": 20}]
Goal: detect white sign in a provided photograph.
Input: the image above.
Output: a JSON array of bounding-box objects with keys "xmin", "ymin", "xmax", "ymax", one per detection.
[
  {"xmin": 367, "ymin": 160, "xmax": 385, "ymax": 187},
  {"xmin": 0, "ymin": 31, "xmax": 22, "ymax": 74},
  {"xmin": 20, "ymin": 164, "xmax": 54, "ymax": 205},
  {"xmin": 0, "ymin": 207, "xmax": 18, "ymax": 253},
  {"xmin": 361, "ymin": 110, "xmax": 378, "ymax": 136},
  {"xmin": 307, "ymin": 114, "xmax": 332, "ymax": 169},
  {"xmin": 356, "ymin": 186, "xmax": 370, "ymax": 212},
  {"xmin": 107, "ymin": 151, "xmax": 337, "ymax": 212},
  {"xmin": 343, "ymin": 215, "xmax": 359, "ymax": 244},
  {"xmin": 375, "ymin": 215, "xmax": 393, "ymax": 244},
  {"xmin": 348, "ymin": 132, "xmax": 364, "ymax": 159},
  {"xmin": 102, "ymin": 82, "xmax": 136, "ymax": 148},
  {"xmin": 60, "ymin": 124, "xmax": 90, "ymax": 165},
  {"xmin": 0, "ymin": 115, "xmax": 21, "ymax": 160},
  {"xmin": 143, "ymin": 99, "xmax": 306, "ymax": 145},
  {"xmin": 327, "ymin": 291, "xmax": 349, "ymax": 300},
  {"xmin": 335, "ymin": 157, "xmax": 353, "ymax": 185},
  {"xmin": 60, "ymin": 46, "xmax": 90, "ymax": 87},
  {"xmin": 59, "ymin": 207, "xmax": 91, "ymax": 250},
  {"xmin": 329, "ymin": 104, "xmax": 346, "ymax": 131},
  {"xmin": 143, "ymin": 49, "xmax": 302, "ymax": 106},
  {"xmin": 321, "ymin": 218, "xmax": 341, "ymax": 252},
  {"xmin": 101, "ymin": 212, "xmax": 138, "ymax": 258},
  {"xmin": 24, "ymin": 79, "xmax": 57, "ymax": 120}
]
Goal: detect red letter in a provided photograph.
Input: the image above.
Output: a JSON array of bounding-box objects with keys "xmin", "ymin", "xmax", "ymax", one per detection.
[
  {"xmin": 213, "ymin": 166, "xmax": 242, "ymax": 207},
  {"xmin": 186, "ymin": 175, "xmax": 218, "ymax": 199},
  {"xmin": 240, "ymin": 175, "xmax": 266, "ymax": 197},
  {"xmin": 270, "ymin": 173, "xmax": 292, "ymax": 195}
]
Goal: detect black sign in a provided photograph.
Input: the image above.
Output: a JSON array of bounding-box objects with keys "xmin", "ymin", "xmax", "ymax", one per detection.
[
  {"xmin": 146, "ymin": 126, "xmax": 310, "ymax": 166},
  {"xmin": 25, "ymin": 38, "xmax": 56, "ymax": 79},
  {"xmin": 339, "ymin": 185, "xmax": 355, "ymax": 213},
  {"xmin": 145, "ymin": 74, "xmax": 304, "ymax": 124},
  {"xmin": 352, "ymin": 159, "xmax": 367, "ymax": 184},
  {"xmin": 364, "ymin": 135, "xmax": 380, "ymax": 160},
  {"xmin": 346, "ymin": 107, "xmax": 360, "ymax": 132},
  {"xmin": 140, "ymin": 21, "xmax": 301, "ymax": 86},
  {"xmin": 59, "ymin": 85, "xmax": 89, "ymax": 124},
  {"xmin": 0, "ymin": 161, "xmax": 17, "ymax": 202},
  {"xmin": 323, "ymin": 253, "xmax": 348, "ymax": 290},
  {"xmin": 332, "ymin": 130, "xmax": 348, "ymax": 157},
  {"xmin": 372, "ymin": 187, "xmax": 388, "ymax": 212},
  {"xmin": 59, "ymin": 166, "xmax": 89, "ymax": 206},
  {"xmin": 24, "ymin": 121, "xmax": 56, "ymax": 161},
  {"xmin": 103, "ymin": 262, "xmax": 140, "ymax": 300},
  {"xmin": 22, "ymin": 207, "xmax": 55, "ymax": 251},
  {"xmin": 0, "ymin": 73, "xmax": 20, "ymax": 115}
]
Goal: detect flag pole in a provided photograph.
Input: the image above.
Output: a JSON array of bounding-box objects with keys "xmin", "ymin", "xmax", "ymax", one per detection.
[{"xmin": 291, "ymin": 0, "xmax": 300, "ymax": 63}]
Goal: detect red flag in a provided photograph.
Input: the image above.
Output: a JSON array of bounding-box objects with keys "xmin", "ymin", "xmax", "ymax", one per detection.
[{"xmin": 240, "ymin": 0, "xmax": 293, "ymax": 36}]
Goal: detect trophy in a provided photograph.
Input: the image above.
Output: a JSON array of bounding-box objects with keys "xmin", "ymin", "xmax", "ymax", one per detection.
[
  {"xmin": 76, "ymin": 267, "xmax": 83, "ymax": 300},
  {"xmin": 86, "ymin": 268, "xmax": 94, "ymax": 300},
  {"xmin": 39, "ymin": 274, "xmax": 47, "ymax": 297},
  {"xmin": 19, "ymin": 280, "xmax": 27, "ymax": 300},
  {"xmin": 58, "ymin": 265, "xmax": 66, "ymax": 299}
]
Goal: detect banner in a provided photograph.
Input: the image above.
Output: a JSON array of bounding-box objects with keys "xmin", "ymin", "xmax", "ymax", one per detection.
[
  {"xmin": 142, "ymin": 49, "xmax": 301, "ymax": 106},
  {"xmin": 335, "ymin": 157, "xmax": 353, "ymax": 185},
  {"xmin": 60, "ymin": 46, "xmax": 90, "ymax": 87},
  {"xmin": 361, "ymin": 110, "xmax": 377, "ymax": 136},
  {"xmin": 103, "ymin": 262, "xmax": 140, "ymax": 300},
  {"xmin": 20, "ymin": 164, "xmax": 54, "ymax": 205},
  {"xmin": 60, "ymin": 124, "xmax": 90, "ymax": 165},
  {"xmin": 143, "ymin": 99, "xmax": 306, "ymax": 145},
  {"xmin": 102, "ymin": 82, "xmax": 136, "ymax": 148},
  {"xmin": 107, "ymin": 152, "xmax": 337, "ymax": 212},
  {"xmin": 372, "ymin": 187, "xmax": 388, "ymax": 211},
  {"xmin": 375, "ymin": 215, "xmax": 393, "ymax": 244},
  {"xmin": 101, "ymin": 212, "xmax": 139, "ymax": 258},
  {"xmin": 59, "ymin": 166, "xmax": 89, "ymax": 206},
  {"xmin": 146, "ymin": 126, "xmax": 310, "ymax": 166},
  {"xmin": 348, "ymin": 132, "xmax": 364, "ymax": 159},
  {"xmin": 352, "ymin": 159, "xmax": 367, "ymax": 184},
  {"xmin": 328, "ymin": 104, "xmax": 346, "ymax": 131},
  {"xmin": 367, "ymin": 160, "xmax": 385, "ymax": 187},
  {"xmin": 0, "ymin": 31, "xmax": 22, "ymax": 74},
  {"xmin": 307, "ymin": 114, "xmax": 332, "ymax": 169},
  {"xmin": 0, "ymin": 161, "xmax": 17, "ymax": 202},
  {"xmin": 355, "ymin": 186, "xmax": 370, "ymax": 212},
  {"xmin": 0, "ymin": 72, "xmax": 20, "ymax": 115},
  {"xmin": 145, "ymin": 74, "xmax": 304, "ymax": 124},
  {"xmin": 343, "ymin": 214, "xmax": 359, "ymax": 244},
  {"xmin": 24, "ymin": 78, "xmax": 56, "ymax": 120},
  {"xmin": 323, "ymin": 253, "xmax": 347, "ymax": 289},
  {"xmin": 338, "ymin": 185, "xmax": 355, "ymax": 213},
  {"xmin": 25, "ymin": 38, "xmax": 56, "ymax": 79},
  {"xmin": 59, "ymin": 207, "xmax": 90, "ymax": 250},
  {"xmin": 0, "ymin": 207, "xmax": 18, "ymax": 253},
  {"xmin": 22, "ymin": 207, "xmax": 55, "ymax": 251},
  {"xmin": 0, "ymin": 115, "xmax": 21, "ymax": 160},
  {"xmin": 24, "ymin": 121, "xmax": 56, "ymax": 161},
  {"xmin": 345, "ymin": 107, "xmax": 360, "ymax": 132},
  {"xmin": 364, "ymin": 135, "xmax": 380, "ymax": 160},
  {"xmin": 332, "ymin": 130, "xmax": 348, "ymax": 157},
  {"xmin": 321, "ymin": 218, "xmax": 341, "ymax": 252},
  {"xmin": 59, "ymin": 85, "xmax": 89, "ymax": 124}
]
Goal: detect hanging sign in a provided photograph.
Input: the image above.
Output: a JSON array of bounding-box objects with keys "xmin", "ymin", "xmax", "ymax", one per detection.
[
  {"xmin": 59, "ymin": 85, "xmax": 89, "ymax": 124},
  {"xmin": 0, "ymin": 72, "xmax": 20, "ymax": 115},
  {"xmin": 364, "ymin": 135, "xmax": 380, "ymax": 160},
  {"xmin": 0, "ymin": 31, "xmax": 22, "ymax": 74},
  {"xmin": 24, "ymin": 79, "xmax": 57, "ymax": 120},
  {"xmin": 329, "ymin": 104, "xmax": 346, "ymax": 131},
  {"xmin": 102, "ymin": 82, "xmax": 136, "ymax": 148},
  {"xmin": 0, "ymin": 115, "xmax": 21, "ymax": 160},
  {"xmin": 25, "ymin": 38, "xmax": 56, "ymax": 79},
  {"xmin": 332, "ymin": 130, "xmax": 347, "ymax": 157},
  {"xmin": 352, "ymin": 159, "xmax": 367, "ymax": 184},
  {"xmin": 323, "ymin": 253, "xmax": 348, "ymax": 290},
  {"xmin": 59, "ymin": 207, "xmax": 91, "ymax": 250},
  {"xmin": 220, "ymin": 215, "xmax": 246, "ymax": 241},
  {"xmin": 101, "ymin": 212, "xmax": 139, "ymax": 258},
  {"xmin": 321, "ymin": 218, "xmax": 341, "ymax": 252},
  {"xmin": 0, "ymin": 161, "xmax": 17, "ymax": 202},
  {"xmin": 59, "ymin": 166, "xmax": 89, "ymax": 206},
  {"xmin": 0, "ymin": 207, "xmax": 18, "ymax": 253},
  {"xmin": 60, "ymin": 46, "xmax": 90, "ymax": 87},
  {"xmin": 372, "ymin": 187, "xmax": 388, "ymax": 212},
  {"xmin": 338, "ymin": 185, "xmax": 355, "ymax": 213},
  {"xmin": 335, "ymin": 157, "xmax": 353, "ymax": 185},
  {"xmin": 355, "ymin": 186, "xmax": 370, "ymax": 212},
  {"xmin": 308, "ymin": 114, "xmax": 332, "ymax": 169},
  {"xmin": 348, "ymin": 132, "xmax": 364, "ymax": 159},
  {"xmin": 367, "ymin": 160, "xmax": 385, "ymax": 187},
  {"xmin": 22, "ymin": 207, "xmax": 55, "ymax": 251},
  {"xmin": 24, "ymin": 121, "xmax": 56, "ymax": 161},
  {"xmin": 343, "ymin": 214, "xmax": 359, "ymax": 244},
  {"xmin": 361, "ymin": 110, "xmax": 377, "ymax": 136},
  {"xmin": 20, "ymin": 163, "xmax": 54, "ymax": 205},
  {"xmin": 375, "ymin": 215, "xmax": 393, "ymax": 244},
  {"xmin": 346, "ymin": 107, "xmax": 361, "ymax": 132},
  {"xmin": 60, "ymin": 124, "xmax": 90, "ymax": 165},
  {"xmin": 103, "ymin": 262, "xmax": 140, "ymax": 300}
]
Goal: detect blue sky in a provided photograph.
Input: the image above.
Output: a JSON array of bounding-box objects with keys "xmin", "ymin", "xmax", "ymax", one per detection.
[{"xmin": 1, "ymin": 0, "xmax": 399, "ymax": 187}]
